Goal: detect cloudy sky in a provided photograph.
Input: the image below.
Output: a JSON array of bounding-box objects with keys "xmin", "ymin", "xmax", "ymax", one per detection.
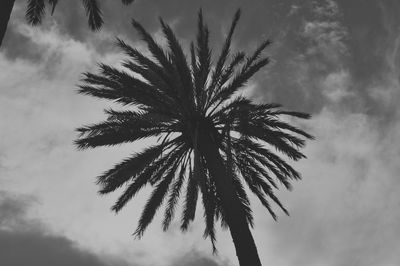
[{"xmin": 1, "ymin": 0, "xmax": 399, "ymax": 265}]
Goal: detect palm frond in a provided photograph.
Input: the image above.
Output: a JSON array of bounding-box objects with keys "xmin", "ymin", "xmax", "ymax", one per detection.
[
  {"xmin": 116, "ymin": 38, "xmax": 181, "ymax": 104},
  {"xmin": 258, "ymin": 177, "xmax": 289, "ymax": 216},
  {"xmin": 249, "ymin": 113, "xmax": 314, "ymax": 140},
  {"xmin": 162, "ymin": 156, "xmax": 188, "ymax": 231},
  {"xmin": 26, "ymin": 0, "xmax": 45, "ymax": 25},
  {"xmin": 134, "ymin": 158, "xmax": 182, "ymax": 238},
  {"xmin": 231, "ymin": 170, "xmax": 254, "ymax": 227},
  {"xmin": 238, "ymin": 138, "xmax": 302, "ymax": 181},
  {"xmin": 82, "ymin": 0, "xmax": 103, "ymax": 31},
  {"xmin": 181, "ymin": 161, "xmax": 199, "ymax": 231},
  {"xmin": 209, "ymin": 96, "xmax": 251, "ymax": 122},
  {"xmin": 271, "ymin": 110, "xmax": 312, "ymax": 119},
  {"xmin": 131, "ymin": 19, "xmax": 174, "ymax": 75},
  {"xmin": 80, "ymin": 65, "xmax": 175, "ymax": 113},
  {"xmin": 75, "ymin": 118, "xmax": 169, "ymax": 150},
  {"xmin": 237, "ymin": 157, "xmax": 278, "ymax": 220},
  {"xmin": 95, "ymin": 141, "xmax": 172, "ymax": 194},
  {"xmin": 122, "ymin": 61, "xmax": 181, "ymax": 111},
  {"xmin": 121, "ymin": 0, "xmax": 135, "ymax": 4},
  {"xmin": 230, "ymin": 144, "xmax": 280, "ymax": 189},
  {"xmin": 210, "ymin": 9, "xmax": 241, "ymax": 90},
  {"xmin": 209, "ymin": 57, "xmax": 270, "ymax": 113},
  {"xmin": 233, "ymin": 122, "xmax": 306, "ymax": 160},
  {"xmin": 193, "ymin": 152, "xmax": 217, "ymax": 253},
  {"xmin": 244, "ymin": 39, "xmax": 272, "ymax": 69},
  {"xmin": 160, "ymin": 19, "xmax": 195, "ymax": 107},
  {"xmin": 218, "ymin": 51, "xmax": 246, "ymax": 88},
  {"xmin": 235, "ymin": 150, "xmax": 288, "ymax": 218},
  {"xmin": 47, "ymin": 0, "xmax": 58, "ymax": 15},
  {"xmin": 193, "ymin": 9, "xmax": 212, "ymax": 110},
  {"xmin": 111, "ymin": 142, "xmax": 186, "ymax": 212}
]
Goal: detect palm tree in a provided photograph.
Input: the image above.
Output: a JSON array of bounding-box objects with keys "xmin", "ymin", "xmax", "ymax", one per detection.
[
  {"xmin": 0, "ymin": 0, "xmax": 135, "ymax": 46},
  {"xmin": 75, "ymin": 10, "xmax": 313, "ymax": 266}
]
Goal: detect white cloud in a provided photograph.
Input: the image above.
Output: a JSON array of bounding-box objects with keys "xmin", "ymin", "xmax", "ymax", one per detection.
[
  {"xmin": 321, "ymin": 69, "xmax": 352, "ymax": 102},
  {"xmin": 0, "ymin": 17, "xmax": 234, "ymax": 266},
  {"xmin": 313, "ymin": 0, "xmax": 339, "ymax": 18},
  {"xmin": 252, "ymin": 107, "xmax": 400, "ymax": 266},
  {"xmin": 302, "ymin": 20, "xmax": 347, "ymax": 64}
]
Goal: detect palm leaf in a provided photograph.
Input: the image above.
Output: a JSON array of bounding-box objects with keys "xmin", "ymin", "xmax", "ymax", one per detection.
[
  {"xmin": 134, "ymin": 158, "xmax": 182, "ymax": 238},
  {"xmin": 75, "ymin": 118, "xmax": 168, "ymax": 150},
  {"xmin": 194, "ymin": 151, "xmax": 217, "ymax": 253},
  {"xmin": 26, "ymin": 0, "xmax": 45, "ymax": 25},
  {"xmin": 96, "ymin": 141, "xmax": 172, "ymax": 194},
  {"xmin": 160, "ymin": 19, "xmax": 195, "ymax": 107},
  {"xmin": 117, "ymin": 38, "xmax": 181, "ymax": 104},
  {"xmin": 162, "ymin": 157, "xmax": 188, "ymax": 231},
  {"xmin": 210, "ymin": 9, "xmax": 241, "ymax": 90},
  {"xmin": 111, "ymin": 142, "xmax": 186, "ymax": 212},
  {"xmin": 47, "ymin": 0, "xmax": 58, "ymax": 14},
  {"xmin": 236, "ymin": 157, "xmax": 278, "ymax": 220},
  {"xmin": 193, "ymin": 9, "xmax": 212, "ymax": 110},
  {"xmin": 181, "ymin": 160, "xmax": 198, "ymax": 231},
  {"xmin": 81, "ymin": 0, "xmax": 103, "ymax": 31},
  {"xmin": 121, "ymin": 0, "xmax": 135, "ymax": 4}
]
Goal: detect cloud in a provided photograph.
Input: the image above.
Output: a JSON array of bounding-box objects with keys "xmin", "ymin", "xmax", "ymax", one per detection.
[
  {"xmin": 259, "ymin": 107, "xmax": 400, "ymax": 266},
  {"xmin": 249, "ymin": 0, "xmax": 351, "ymax": 113},
  {"xmin": 1, "ymin": 2, "xmax": 400, "ymax": 266},
  {"xmin": 168, "ymin": 250, "xmax": 232, "ymax": 266},
  {"xmin": 311, "ymin": 0, "xmax": 339, "ymax": 18},
  {"xmin": 365, "ymin": 2, "xmax": 400, "ymax": 116},
  {"xmin": 0, "ymin": 13, "xmax": 235, "ymax": 266},
  {"xmin": 252, "ymin": 4, "xmax": 400, "ymax": 265},
  {"xmin": 0, "ymin": 191, "xmax": 134, "ymax": 266},
  {"xmin": 302, "ymin": 20, "xmax": 347, "ymax": 61},
  {"xmin": 320, "ymin": 69, "xmax": 352, "ymax": 102},
  {"xmin": 0, "ymin": 190, "xmax": 233, "ymax": 266}
]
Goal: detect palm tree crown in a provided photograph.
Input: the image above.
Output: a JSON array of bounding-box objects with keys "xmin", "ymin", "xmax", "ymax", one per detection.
[
  {"xmin": 75, "ymin": 9, "xmax": 313, "ymax": 262},
  {"xmin": 26, "ymin": 0, "xmax": 135, "ymax": 30}
]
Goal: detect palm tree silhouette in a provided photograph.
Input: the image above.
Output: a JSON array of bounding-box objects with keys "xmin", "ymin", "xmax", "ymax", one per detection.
[
  {"xmin": 75, "ymin": 10, "xmax": 313, "ymax": 266},
  {"xmin": 0, "ymin": 0, "xmax": 135, "ymax": 46}
]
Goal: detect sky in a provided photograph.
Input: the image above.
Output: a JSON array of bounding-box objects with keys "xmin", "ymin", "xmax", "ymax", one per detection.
[{"xmin": 0, "ymin": 0, "xmax": 399, "ymax": 265}]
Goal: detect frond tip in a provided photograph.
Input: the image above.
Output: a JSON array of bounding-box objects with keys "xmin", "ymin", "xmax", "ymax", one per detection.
[
  {"xmin": 82, "ymin": 0, "xmax": 104, "ymax": 31},
  {"xmin": 26, "ymin": 0, "xmax": 46, "ymax": 25},
  {"xmin": 24, "ymin": 0, "xmax": 134, "ymax": 30}
]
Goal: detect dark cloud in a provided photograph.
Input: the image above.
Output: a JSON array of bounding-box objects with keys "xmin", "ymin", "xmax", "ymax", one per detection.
[
  {"xmin": 3, "ymin": 0, "xmax": 400, "ymax": 119},
  {"xmin": 0, "ymin": 192, "xmax": 233, "ymax": 266},
  {"xmin": 335, "ymin": 0, "xmax": 400, "ymax": 121},
  {"xmin": 0, "ymin": 191, "xmax": 134, "ymax": 266},
  {"xmin": 251, "ymin": 0, "xmax": 351, "ymax": 112},
  {"xmin": 1, "ymin": 22, "xmax": 45, "ymax": 62},
  {"xmin": 338, "ymin": 0, "xmax": 392, "ymax": 83}
]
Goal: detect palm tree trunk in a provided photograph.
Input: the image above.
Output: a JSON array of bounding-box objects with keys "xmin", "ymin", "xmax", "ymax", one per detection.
[
  {"xmin": 0, "ymin": 0, "xmax": 15, "ymax": 47},
  {"xmin": 198, "ymin": 130, "xmax": 263, "ymax": 266}
]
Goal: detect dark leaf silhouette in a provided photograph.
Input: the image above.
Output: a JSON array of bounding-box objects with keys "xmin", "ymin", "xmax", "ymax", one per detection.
[
  {"xmin": 75, "ymin": 9, "xmax": 313, "ymax": 266},
  {"xmin": 0, "ymin": 0, "xmax": 135, "ymax": 46}
]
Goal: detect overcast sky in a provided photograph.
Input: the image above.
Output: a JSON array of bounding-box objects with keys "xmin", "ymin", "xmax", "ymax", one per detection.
[{"xmin": 1, "ymin": 0, "xmax": 399, "ymax": 265}]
